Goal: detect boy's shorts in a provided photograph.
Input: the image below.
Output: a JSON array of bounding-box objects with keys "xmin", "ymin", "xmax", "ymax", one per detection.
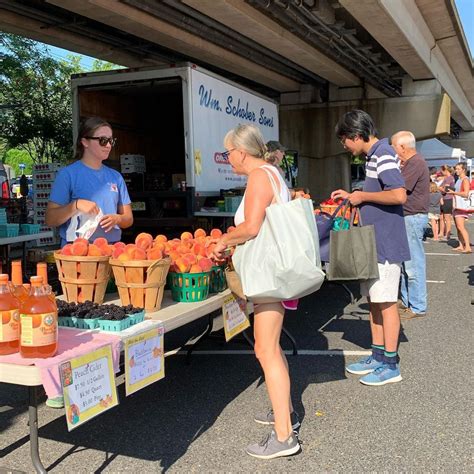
[
  {"xmin": 360, "ymin": 262, "xmax": 401, "ymax": 303},
  {"xmin": 428, "ymin": 212, "xmax": 439, "ymax": 220}
]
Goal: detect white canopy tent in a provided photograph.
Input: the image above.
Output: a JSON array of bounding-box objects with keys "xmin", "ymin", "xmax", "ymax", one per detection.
[{"xmin": 416, "ymin": 138, "xmax": 466, "ymax": 167}]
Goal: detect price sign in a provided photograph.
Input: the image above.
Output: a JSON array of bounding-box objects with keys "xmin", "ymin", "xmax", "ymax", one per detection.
[
  {"xmin": 60, "ymin": 345, "xmax": 118, "ymax": 431},
  {"xmin": 124, "ymin": 326, "xmax": 165, "ymax": 396},
  {"xmin": 222, "ymin": 293, "xmax": 250, "ymax": 341}
]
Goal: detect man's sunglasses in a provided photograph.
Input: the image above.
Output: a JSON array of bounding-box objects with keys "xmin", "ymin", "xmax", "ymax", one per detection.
[{"xmin": 85, "ymin": 136, "xmax": 117, "ymax": 147}]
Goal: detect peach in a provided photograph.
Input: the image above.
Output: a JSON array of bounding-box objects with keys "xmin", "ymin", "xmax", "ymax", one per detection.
[
  {"xmin": 93, "ymin": 237, "xmax": 108, "ymax": 248},
  {"xmin": 154, "ymin": 234, "xmax": 168, "ymax": 243},
  {"xmin": 205, "ymin": 243, "xmax": 216, "ymax": 258},
  {"xmin": 112, "ymin": 246, "xmax": 125, "ymax": 259},
  {"xmin": 193, "ymin": 228, "xmax": 207, "ymax": 238},
  {"xmin": 71, "ymin": 242, "xmax": 88, "ymax": 256},
  {"xmin": 147, "ymin": 248, "xmax": 163, "ymax": 260},
  {"xmin": 227, "ymin": 226, "xmax": 236, "ymax": 233},
  {"xmin": 175, "ymin": 258, "xmax": 191, "ymax": 273},
  {"xmin": 189, "ymin": 264, "xmax": 202, "ymax": 273},
  {"xmin": 113, "ymin": 242, "xmax": 126, "ymax": 249},
  {"xmin": 87, "ymin": 244, "xmax": 103, "ymax": 256},
  {"xmin": 128, "ymin": 247, "xmax": 147, "ymax": 260},
  {"xmin": 135, "ymin": 232, "xmax": 153, "ymax": 250},
  {"xmin": 61, "ymin": 244, "xmax": 73, "ymax": 255},
  {"xmin": 177, "ymin": 244, "xmax": 191, "ymax": 255},
  {"xmin": 153, "ymin": 242, "xmax": 166, "ymax": 252},
  {"xmin": 180, "ymin": 231, "xmax": 193, "ymax": 241},
  {"xmin": 125, "ymin": 243, "xmax": 137, "ymax": 251},
  {"xmin": 102, "ymin": 245, "xmax": 114, "ymax": 257},
  {"xmin": 198, "ymin": 257, "xmax": 213, "ymax": 272},
  {"xmin": 183, "ymin": 253, "xmax": 197, "ymax": 265},
  {"xmin": 118, "ymin": 252, "xmax": 130, "ymax": 262},
  {"xmin": 192, "ymin": 243, "xmax": 207, "ymax": 257},
  {"xmin": 74, "ymin": 237, "xmax": 89, "ymax": 246},
  {"xmin": 210, "ymin": 228, "xmax": 222, "ymax": 239}
]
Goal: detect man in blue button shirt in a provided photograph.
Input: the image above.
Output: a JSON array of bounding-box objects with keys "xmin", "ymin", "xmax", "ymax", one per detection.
[{"xmin": 331, "ymin": 110, "xmax": 410, "ymax": 386}]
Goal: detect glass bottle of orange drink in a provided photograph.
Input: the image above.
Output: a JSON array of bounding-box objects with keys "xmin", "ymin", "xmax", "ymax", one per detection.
[
  {"xmin": 11, "ymin": 260, "xmax": 29, "ymax": 301},
  {"xmin": 36, "ymin": 262, "xmax": 55, "ymax": 303},
  {"xmin": 0, "ymin": 274, "xmax": 20, "ymax": 355},
  {"xmin": 20, "ymin": 276, "xmax": 58, "ymax": 358}
]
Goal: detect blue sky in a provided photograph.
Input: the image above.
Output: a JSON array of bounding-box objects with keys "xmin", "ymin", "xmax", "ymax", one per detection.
[
  {"xmin": 46, "ymin": 2, "xmax": 474, "ymax": 70},
  {"xmin": 455, "ymin": 0, "xmax": 474, "ymax": 58}
]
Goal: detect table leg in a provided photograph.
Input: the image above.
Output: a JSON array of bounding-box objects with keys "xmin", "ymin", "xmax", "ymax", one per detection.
[
  {"xmin": 185, "ymin": 314, "xmax": 214, "ymax": 364},
  {"xmin": 22, "ymin": 240, "xmax": 27, "ymax": 275},
  {"xmin": 28, "ymin": 385, "xmax": 47, "ymax": 474},
  {"xmin": 281, "ymin": 326, "xmax": 298, "ymax": 356}
]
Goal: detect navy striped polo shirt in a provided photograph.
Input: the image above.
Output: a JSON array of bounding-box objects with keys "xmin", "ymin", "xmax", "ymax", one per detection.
[{"xmin": 360, "ymin": 138, "xmax": 410, "ymax": 264}]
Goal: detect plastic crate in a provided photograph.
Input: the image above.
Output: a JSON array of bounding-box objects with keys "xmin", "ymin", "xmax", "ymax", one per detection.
[
  {"xmin": 76, "ymin": 318, "xmax": 100, "ymax": 330},
  {"xmin": 20, "ymin": 224, "xmax": 41, "ymax": 235},
  {"xmin": 169, "ymin": 271, "xmax": 210, "ymax": 302},
  {"xmin": 0, "ymin": 224, "xmax": 20, "ymax": 238},
  {"xmin": 128, "ymin": 310, "xmax": 145, "ymax": 325},
  {"xmin": 210, "ymin": 265, "xmax": 227, "ymax": 293},
  {"xmin": 98, "ymin": 318, "xmax": 131, "ymax": 332},
  {"xmin": 224, "ymin": 196, "xmax": 243, "ymax": 213},
  {"xmin": 58, "ymin": 316, "xmax": 76, "ymax": 327}
]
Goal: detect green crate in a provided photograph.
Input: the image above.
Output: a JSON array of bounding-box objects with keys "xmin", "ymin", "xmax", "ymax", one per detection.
[
  {"xmin": 20, "ymin": 224, "xmax": 41, "ymax": 235},
  {"xmin": 169, "ymin": 271, "xmax": 211, "ymax": 302},
  {"xmin": 0, "ymin": 224, "xmax": 19, "ymax": 238},
  {"xmin": 98, "ymin": 318, "xmax": 131, "ymax": 332},
  {"xmin": 76, "ymin": 318, "xmax": 100, "ymax": 330},
  {"xmin": 210, "ymin": 265, "xmax": 227, "ymax": 293},
  {"xmin": 58, "ymin": 316, "xmax": 73, "ymax": 327},
  {"xmin": 128, "ymin": 310, "xmax": 145, "ymax": 325}
]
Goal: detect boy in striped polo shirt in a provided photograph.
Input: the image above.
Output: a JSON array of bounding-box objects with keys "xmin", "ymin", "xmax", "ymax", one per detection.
[{"xmin": 331, "ymin": 110, "xmax": 410, "ymax": 386}]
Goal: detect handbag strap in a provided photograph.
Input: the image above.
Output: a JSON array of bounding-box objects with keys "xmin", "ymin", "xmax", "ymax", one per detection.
[
  {"xmin": 350, "ymin": 207, "xmax": 364, "ymax": 226},
  {"xmin": 260, "ymin": 165, "xmax": 284, "ymax": 205}
]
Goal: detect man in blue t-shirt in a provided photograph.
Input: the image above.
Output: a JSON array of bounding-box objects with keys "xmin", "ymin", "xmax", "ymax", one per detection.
[{"xmin": 331, "ymin": 110, "xmax": 410, "ymax": 386}]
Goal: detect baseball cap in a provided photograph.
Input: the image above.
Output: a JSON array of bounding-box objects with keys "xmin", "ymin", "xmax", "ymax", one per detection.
[{"xmin": 266, "ymin": 140, "xmax": 287, "ymax": 152}]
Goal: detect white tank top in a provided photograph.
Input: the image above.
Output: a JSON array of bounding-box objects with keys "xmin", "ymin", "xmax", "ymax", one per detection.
[{"xmin": 234, "ymin": 164, "xmax": 291, "ymax": 226}]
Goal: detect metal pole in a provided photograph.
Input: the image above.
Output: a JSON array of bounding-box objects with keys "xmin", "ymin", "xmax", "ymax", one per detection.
[{"xmin": 28, "ymin": 386, "xmax": 47, "ymax": 474}]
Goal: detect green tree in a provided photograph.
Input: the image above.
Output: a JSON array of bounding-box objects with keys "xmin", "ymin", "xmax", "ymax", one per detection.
[{"xmin": 4, "ymin": 148, "xmax": 33, "ymax": 175}]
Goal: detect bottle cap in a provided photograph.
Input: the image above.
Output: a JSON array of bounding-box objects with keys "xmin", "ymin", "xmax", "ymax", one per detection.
[{"xmin": 30, "ymin": 276, "xmax": 44, "ymax": 287}]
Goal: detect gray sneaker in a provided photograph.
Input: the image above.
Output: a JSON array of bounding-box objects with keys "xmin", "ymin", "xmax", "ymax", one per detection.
[
  {"xmin": 246, "ymin": 430, "xmax": 301, "ymax": 459},
  {"xmin": 254, "ymin": 409, "xmax": 301, "ymax": 430}
]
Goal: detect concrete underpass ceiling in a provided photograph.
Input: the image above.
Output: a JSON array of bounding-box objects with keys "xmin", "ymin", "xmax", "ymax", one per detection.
[{"xmin": 0, "ymin": 0, "xmax": 472, "ymax": 129}]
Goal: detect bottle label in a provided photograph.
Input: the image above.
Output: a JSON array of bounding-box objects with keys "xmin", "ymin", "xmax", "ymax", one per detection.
[
  {"xmin": 20, "ymin": 312, "xmax": 58, "ymax": 347},
  {"xmin": 0, "ymin": 309, "xmax": 20, "ymax": 342}
]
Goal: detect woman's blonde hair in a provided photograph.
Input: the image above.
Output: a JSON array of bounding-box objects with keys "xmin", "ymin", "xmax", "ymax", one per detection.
[
  {"xmin": 429, "ymin": 182, "xmax": 438, "ymax": 193},
  {"xmin": 224, "ymin": 124, "xmax": 275, "ymax": 163}
]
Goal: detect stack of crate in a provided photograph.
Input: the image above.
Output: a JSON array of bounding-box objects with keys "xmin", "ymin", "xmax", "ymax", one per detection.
[{"xmin": 33, "ymin": 163, "xmax": 62, "ymax": 246}]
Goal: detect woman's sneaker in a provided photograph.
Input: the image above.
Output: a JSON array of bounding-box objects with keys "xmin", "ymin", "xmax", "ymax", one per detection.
[
  {"xmin": 359, "ymin": 364, "xmax": 402, "ymax": 386},
  {"xmin": 246, "ymin": 430, "xmax": 301, "ymax": 459},
  {"xmin": 254, "ymin": 409, "xmax": 301, "ymax": 430},
  {"xmin": 346, "ymin": 355, "xmax": 384, "ymax": 375}
]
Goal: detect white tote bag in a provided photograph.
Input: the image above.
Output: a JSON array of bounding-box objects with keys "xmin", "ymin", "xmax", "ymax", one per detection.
[
  {"xmin": 454, "ymin": 191, "xmax": 474, "ymax": 212},
  {"xmin": 232, "ymin": 168, "xmax": 325, "ymax": 303}
]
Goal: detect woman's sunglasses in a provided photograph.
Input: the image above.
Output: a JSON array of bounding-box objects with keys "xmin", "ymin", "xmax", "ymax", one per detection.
[{"xmin": 85, "ymin": 136, "xmax": 117, "ymax": 147}]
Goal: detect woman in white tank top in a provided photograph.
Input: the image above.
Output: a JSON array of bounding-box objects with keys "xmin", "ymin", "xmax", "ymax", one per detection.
[{"xmin": 211, "ymin": 124, "xmax": 301, "ymax": 459}]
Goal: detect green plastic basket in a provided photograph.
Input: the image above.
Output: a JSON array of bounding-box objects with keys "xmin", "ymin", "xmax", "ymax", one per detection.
[
  {"xmin": 210, "ymin": 265, "xmax": 227, "ymax": 293},
  {"xmin": 20, "ymin": 224, "xmax": 41, "ymax": 235},
  {"xmin": 58, "ymin": 316, "xmax": 73, "ymax": 327},
  {"xmin": 98, "ymin": 318, "xmax": 131, "ymax": 332},
  {"xmin": 169, "ymin": 271, "xmax": 211, "ymax": 302},
  {"xmin": 76, "ymin": 318, "xmax": 100, "ymax": 330},
  {"xmin": 128, "ymin": 310, "xmax": 145, "ymax": 325},
  {"xmin": 0, "ymin": 224, "xmax": 19, "ymax": 238}
]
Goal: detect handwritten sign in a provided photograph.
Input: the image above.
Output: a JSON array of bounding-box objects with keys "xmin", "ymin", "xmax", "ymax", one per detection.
[
  {"xmin": 222, "ymin": 294, "xmax": 250, "ymax": 342},
  {"xmin": 124, "ymin": 326, "xmax": 164, "ymax": 396},
  {"xmin": 60, "ymin": 345, "xmax": 118, "ymax": 431}
]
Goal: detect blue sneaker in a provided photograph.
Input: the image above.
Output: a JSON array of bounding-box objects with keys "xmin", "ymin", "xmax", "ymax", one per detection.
[
  {"xmin": 359, "ymin": 364, "xmax": 402, "ymax": 386},
  {"xmin": 346, "ymin": 355, "xmax": 384, "ymax": 375}
]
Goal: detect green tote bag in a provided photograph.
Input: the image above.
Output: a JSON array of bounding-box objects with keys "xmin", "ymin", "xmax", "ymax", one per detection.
[{"xmin": 327, "ymin": 208, "xmax": 379, "ymax": 281}]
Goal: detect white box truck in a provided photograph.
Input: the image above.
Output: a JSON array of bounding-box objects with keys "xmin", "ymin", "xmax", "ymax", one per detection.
[{"xmin": 71, "ymin": 63, "xmax": 279, "ymax": 199}]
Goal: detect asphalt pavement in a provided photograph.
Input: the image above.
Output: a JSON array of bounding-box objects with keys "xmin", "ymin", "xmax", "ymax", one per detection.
[{"xmin": 1, "ymin": 221, "xmax": 473, "ymax": 473}]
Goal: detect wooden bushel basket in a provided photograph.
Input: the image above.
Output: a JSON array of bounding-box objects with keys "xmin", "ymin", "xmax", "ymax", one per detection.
[
  {"xmin": 54, "ymin": 251, "xmax": 111, "ymax": 304},
  {"xmin": 109, "ymin": 257, "xmax": 171, "ymax": 312}
]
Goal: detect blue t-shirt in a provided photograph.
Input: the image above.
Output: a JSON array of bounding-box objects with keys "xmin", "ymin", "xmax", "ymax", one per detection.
[
  {"xmin": 49, "ymin": 161, "xmax": 131, "ymax": 244},
  {"xmin": 360, "ymin": 138, "xmax": 410, "ymax": 264}
]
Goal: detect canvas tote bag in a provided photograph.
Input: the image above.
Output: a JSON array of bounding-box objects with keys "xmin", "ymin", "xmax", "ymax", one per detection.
[
  {"xmin": 453, "ymin": 179, "xmax": 474, "ymax": 212},
  {"xmin": 327, "ymin": 207, "xmax": 379, "ymax": 281},
  {"xmin": 232, "ymin": 167, "xmax": 325, "ymax": 303}
]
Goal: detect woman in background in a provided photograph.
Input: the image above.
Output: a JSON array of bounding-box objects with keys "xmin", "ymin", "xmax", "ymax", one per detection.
[{"xmin": 438, "ymin": 165, "xmax": 455, "ymax": 241}]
